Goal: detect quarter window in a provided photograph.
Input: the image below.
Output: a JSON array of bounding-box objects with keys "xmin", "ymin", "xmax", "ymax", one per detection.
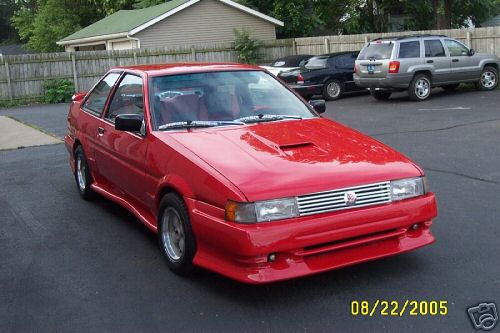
[
  {"xmin": 334, "ymin": 53, "xmax": 357, "ymax": 69},
  {"xmin": 425, "ymin": 40, "xmax": 446, "ymax": 57},
  {"xmin": 444, "ymin": 39, "xmax": 469, "ymax": 57},
  {"xmin": 398, "ymin": 41, "xmax": 421, "ymax": 59},
  {"xmin": 106, "ymin": 74, "xmax": 144, "ymax": 122},
  {"xmin": 83, "ymin": 73, "xmax": 120, "ymax": 116}
]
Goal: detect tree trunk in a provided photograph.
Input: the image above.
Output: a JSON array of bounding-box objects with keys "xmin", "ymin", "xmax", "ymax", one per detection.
[{"xmin": 433, "ymin": 0, "xmax": 452, "ymax": 29}]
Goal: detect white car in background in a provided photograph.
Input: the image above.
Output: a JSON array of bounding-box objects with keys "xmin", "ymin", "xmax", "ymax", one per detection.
[{"xmin": 261, "ymin": 54, "xmax": 313, "ymax": 76}]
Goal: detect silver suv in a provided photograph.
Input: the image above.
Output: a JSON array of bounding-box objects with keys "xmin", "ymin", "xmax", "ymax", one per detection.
[{"xmin": 354, "ymin": 35, "xmax": 499, "ymax": 101}]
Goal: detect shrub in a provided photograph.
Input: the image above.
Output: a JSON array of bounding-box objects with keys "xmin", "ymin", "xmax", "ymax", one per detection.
[
  {"xmin": 43, "ymin": 79, "xmax": 74, "ymax": 104},
  {"xmin": 233, "ymin": 29, "xmax": 262, "ymax": 65}
]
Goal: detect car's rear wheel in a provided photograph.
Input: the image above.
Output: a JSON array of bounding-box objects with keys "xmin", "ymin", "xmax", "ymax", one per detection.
[
  {"xmin": 442, "ymin": 84, "xmax": 460, "ymax": 91},
  {"xmin": 74, "ymin": 145, "xmax": 95, "ymax": 200},
  {"xmin": 158, "ymin": 193, "xmax": 196, "ymax": 276},
  {"xmin": 370, "ymin": 90, "xmax": 392, "ymax": 101},
  {"xmin": 323, "ymin": 80, "xmax": 344, "ymax": 101},
  {"xmin": 409, "ymin": 74, "xmax": 432, "ymax": 101},
  {"xmin": 477, "ymin": 66, "xmax": 498, "ymax": 91}
]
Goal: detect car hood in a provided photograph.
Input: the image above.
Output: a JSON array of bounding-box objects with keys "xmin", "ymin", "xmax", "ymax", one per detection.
[{"xmin": 161, "ymin": 118, "xmax": 422, "ymax": 202}]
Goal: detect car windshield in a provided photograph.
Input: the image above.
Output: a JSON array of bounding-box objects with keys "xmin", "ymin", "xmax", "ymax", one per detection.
[
  {"xmin": 304, "ymin": 56, "xmax": 328, "ymax": 69},
  {"xmin": 358, "ymin": 42, "xmax": 394, "ymax": 60},
  {"xmin": 150, "ymin": 70, "xmax": 317, "ymax": 130}
]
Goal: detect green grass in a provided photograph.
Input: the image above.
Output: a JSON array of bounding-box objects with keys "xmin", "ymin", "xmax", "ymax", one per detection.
[{"xmin": 0, "ymin": 97, "xmax": 43, "ymax": 109}]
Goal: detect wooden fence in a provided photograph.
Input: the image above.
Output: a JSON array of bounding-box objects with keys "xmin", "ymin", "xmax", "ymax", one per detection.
[{"xmin": 1, "ymin": 26, "xmax": 499, "ymax": 102}]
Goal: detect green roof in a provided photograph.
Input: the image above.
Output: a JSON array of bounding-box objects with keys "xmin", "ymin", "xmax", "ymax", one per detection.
[{"xmin": 60, "ymin": 0, "xmax": 190, "ymax": 42}]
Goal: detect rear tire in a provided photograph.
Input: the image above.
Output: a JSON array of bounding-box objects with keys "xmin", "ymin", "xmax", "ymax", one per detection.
[
  {"xmin": 370, "ymin": 90, "xmax": 392, "ymax": 101},
  {"xmin": 158, "ymin": 193, "xmax": 196, "ymax": 276},
  {"xmin": 74, "ymin": 145, "xmax": 95, "ymax": 200},
  {"xmin": 442, "ymin": 84, "xmax": 460, "ymax": 91},
  {"xmin": 477, "ymin": 66, "xmax": 498, "ymax": 91},
  {"xmin": 409, "ymin": 74, "xmax": 432, "ymax": 101},
  {"xmin": 322, "ymin": 80, "xmax": 344, "ymax": 101}
]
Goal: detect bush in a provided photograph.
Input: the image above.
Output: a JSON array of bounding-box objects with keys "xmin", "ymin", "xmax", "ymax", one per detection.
[
  {"xmin": 43, "ymin": 79, "xmax": 74, "ymax": 104},
  {"xmin": 233, "ymin": 29, "xmax": 262, "ymax": 65}
]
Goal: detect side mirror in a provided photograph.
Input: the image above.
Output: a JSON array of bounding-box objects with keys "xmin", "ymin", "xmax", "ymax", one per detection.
[
  {"xmin": 115, "ymin": 114, "xmax": 144, "ymax": 133},
  {"xmin": 309, "ymin": 99, "xmax": 326, "ymax": 114},
  {"xmin": 72, "ymin": 92, "xmax": 87, "ymax": 102},
  {"xmin": 468, "ymin": 48, "xmax": 475, "ymax": 56}
]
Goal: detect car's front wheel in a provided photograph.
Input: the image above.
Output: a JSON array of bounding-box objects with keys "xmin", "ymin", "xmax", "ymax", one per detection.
[
  {"xmin": 74, "ymin": 145, "xmax": 95, "ymax": 200},
  {"xmin": 409, "ymin": 74, "xmax": 432, "ymax": 101},
  {"xmin": 370, "ymin": 90, "xmax": 392, "ymax": 101},
  {"xmin": 158, "ymin": 193, "xmax": 196, "ymax": 276},
  {"xmin": 323, "ymin": 80, "xmax": 344, "ymax": 101},
  {"xmin": 477, "ymin": 66, "xmax": 498, "ymax": 91}
]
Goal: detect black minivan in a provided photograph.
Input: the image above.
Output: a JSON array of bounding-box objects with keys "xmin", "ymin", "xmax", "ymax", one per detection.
[{"xmin": 279, "ymin": 51, "xmax": 364, "ymax": 100}]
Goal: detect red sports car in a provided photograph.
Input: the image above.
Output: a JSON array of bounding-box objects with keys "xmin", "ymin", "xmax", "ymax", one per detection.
[{"xmin": 65, "ymin": 63, "xmax": 437, "ymax": 284}]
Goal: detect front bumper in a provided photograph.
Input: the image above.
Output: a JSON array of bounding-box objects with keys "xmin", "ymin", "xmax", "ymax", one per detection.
[
  {"xmin": 186, "ymin": 193, "xmax": 437, "ymax": 284},
  {"xmin": 288, "ymin": 83, "xmax": 324, "ymax": 97},
  {"xmin": 354, "ymin": 74, "xmax": 413, "ymax": 90}
]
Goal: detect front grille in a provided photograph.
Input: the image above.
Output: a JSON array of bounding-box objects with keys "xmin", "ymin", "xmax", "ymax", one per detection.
[{"xmin": 297, "ymin": 181, "xmax": 391, "ymax": 216}]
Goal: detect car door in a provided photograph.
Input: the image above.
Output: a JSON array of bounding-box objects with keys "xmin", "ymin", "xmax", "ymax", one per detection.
[
  {"xmin": 93, "ymin": 73, "xmax": 150, "ymax": 207},
  {"xmin": 444, "ymin": 39, "xmax": 478, "ymax": 81},
  {"xmin": 333, "ymin": 53, "xmax": 361, "ymax": 91},
  {"xmin": 424, "ymin": 39, "xmax": 451, "ymax": 84},
  {"xmin": 79, "ymin": 72, "xmax": 121, "ymax": 180}
]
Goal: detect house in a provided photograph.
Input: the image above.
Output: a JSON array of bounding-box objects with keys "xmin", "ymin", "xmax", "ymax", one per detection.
[
  {"xmin": 481, "ymin": 15, "xmax": 500, "ymax": 27},
  {"xmin": 57, "ymin": 0, "xmax": 283, "ymax": 52}
]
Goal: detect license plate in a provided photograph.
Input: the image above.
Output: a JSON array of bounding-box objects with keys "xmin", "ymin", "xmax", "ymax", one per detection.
[{"xmin": 367, "ymin": 64, "xmax": 375, "ymax": 74}]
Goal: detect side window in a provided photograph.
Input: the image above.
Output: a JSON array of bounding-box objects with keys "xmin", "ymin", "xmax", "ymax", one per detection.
[
  {"xmin": 334, "ymin": 54, "xmax": 356, "ymax": 69},
  {"xmin": 425, "ymin": 40, "xmax": 446, "ymax": 57},
  {"xmin": 106, "ymin": 74, "xmax": 144, "ymax": 122},
  {"xmin": 444, "ymin": 39, "xmax": 469, "ymax": 56},
  {"xmin": 83, "ymin": 73, "xmax": 120, "ymax": 116},
  {"xmin": 398, "ymin": 41, "xmax": 421, "ymax": 59}
]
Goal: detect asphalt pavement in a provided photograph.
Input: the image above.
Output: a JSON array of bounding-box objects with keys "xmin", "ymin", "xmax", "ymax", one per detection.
[{"xmin": 1, "ymin": 88, "xmax": 499, "ymax": 333}]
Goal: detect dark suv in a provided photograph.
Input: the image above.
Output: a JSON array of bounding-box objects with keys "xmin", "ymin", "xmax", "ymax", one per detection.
[
  {"xmin": 279, "ymin": 51, "xmax": 364, "ymax": 100},
  {"xmin": 354, "ymin": 35, "xmax": 500, "ymax": 101}
]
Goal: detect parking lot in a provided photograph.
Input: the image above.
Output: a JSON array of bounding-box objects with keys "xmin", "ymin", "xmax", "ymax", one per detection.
[{"xmin": 1, "ymin": 88, "xmax": 499, "ymax": 333}]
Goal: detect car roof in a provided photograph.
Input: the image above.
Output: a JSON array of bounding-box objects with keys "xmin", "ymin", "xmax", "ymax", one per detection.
[
  {"xmin": 314, "ymin": 51, "xmax": 359, "ymax": 58},
  {"xmin": 111, "ymin": 62, "xmax": 263, "ymax": 76},
  {"xmin": 371, "ymin": 34, "xmax": 447, "ymax": 42}
]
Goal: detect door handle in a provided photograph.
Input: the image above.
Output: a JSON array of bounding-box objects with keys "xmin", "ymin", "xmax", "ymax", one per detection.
[
  {"xmin": 427, "ymin": 60, "xmax": 434, "ymax": 63},
  {"xmin": 452, "ymin": 59, "xmax": 459, "ymax": 62},
  {"xmin": 97, "ymin": 127, "xmax": 105, "ymax": 136}
]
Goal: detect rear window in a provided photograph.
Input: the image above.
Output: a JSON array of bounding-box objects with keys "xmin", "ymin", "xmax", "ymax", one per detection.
[
  {"xmin": 358, "ymin": 42, "xmax": 394, "ymax": 60},
  {"xmin": 304, "ymin": 56, "xmax": 328, "ymax": 69}
]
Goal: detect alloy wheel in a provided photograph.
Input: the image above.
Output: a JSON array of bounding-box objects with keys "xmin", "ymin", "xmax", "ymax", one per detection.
[
  {"xmin": 76, "ymin": 156, "xmax": 86, "ymax": 191},
  {"xmin": 161, "ymin": 207, "xmax": 185, "ymax": 262},
  {"xmin": 415, "ymin": 78, "xmax": 430, "ymax": 99},
  {"xmin": 481, "ymin": 71, "xmax": 497, "ymax": 89}
]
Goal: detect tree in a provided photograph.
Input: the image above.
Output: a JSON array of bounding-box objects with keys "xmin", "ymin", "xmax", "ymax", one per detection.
[{"xmin": 134, "ymin": 0, "xmax": 166, "ymax": 9}]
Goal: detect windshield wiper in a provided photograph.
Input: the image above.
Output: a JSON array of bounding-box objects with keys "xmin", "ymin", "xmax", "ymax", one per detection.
[
  {"xmin": 158, "ymin": 120, "xmax": 245, "ymax": 130},
  {"xmin": 234, "ymin": 114, "xmax": 302, "ymax": 124}
]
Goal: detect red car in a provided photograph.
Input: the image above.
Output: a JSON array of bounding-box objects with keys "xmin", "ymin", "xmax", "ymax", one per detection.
[{"xmin": 65, "ymin": 63, "xmax": 437, "ymax": 284}]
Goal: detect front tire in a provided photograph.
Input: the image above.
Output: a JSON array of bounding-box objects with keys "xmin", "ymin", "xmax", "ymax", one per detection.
[
  {"xmin": 323, "ymin": 80, "xmax": 344, "ymax": 101},
  {"xmin": 74, "ymin": 145, "xmax": 95, "ymax": 200},
  {"xmin": 370, "ymin": 90, "xmax": 392, "ymax": 101},
  {"xmin": 158, "ymin": 193, "xmax": 196, "ymax": 276},
  {"xmin": 409, "ymin": 74, "xmax": 432, "ymax": 101},
  {"xmin": 477, "ymin": 66, "xmax": 498, "ymax": 91}
]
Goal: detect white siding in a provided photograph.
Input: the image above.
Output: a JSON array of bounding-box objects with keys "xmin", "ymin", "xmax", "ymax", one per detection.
[{"xmin": 135, "ymin": 0, "xmax": 277, "ymax": 49}]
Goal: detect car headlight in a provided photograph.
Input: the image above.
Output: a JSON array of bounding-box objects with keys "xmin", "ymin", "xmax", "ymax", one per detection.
[
  {"xmin": 390, "ymin": 177, "xmax": 427, "ymax": 201},
  {"xmin": 226, "ymin": 198, "xmax": 299, "ymax": 223}
]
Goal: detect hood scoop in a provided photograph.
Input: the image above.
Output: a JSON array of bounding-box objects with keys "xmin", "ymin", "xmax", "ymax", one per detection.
[{"xmin": 279, "ymin": 142, "xmax": 314, "ymax": 150}]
